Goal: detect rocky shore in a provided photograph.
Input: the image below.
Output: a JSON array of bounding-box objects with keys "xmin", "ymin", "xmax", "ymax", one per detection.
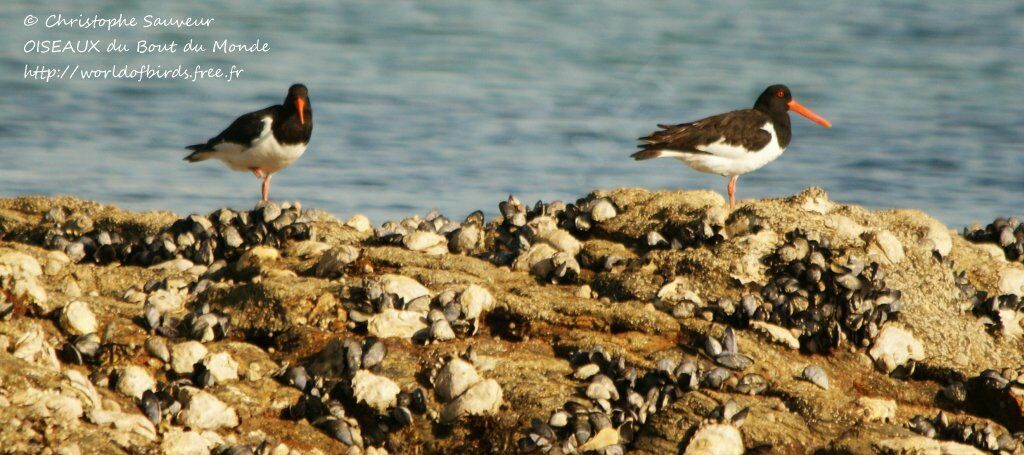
[{"xmin": 1, "ymin": 188, "xmax": 1024, "ymax": 454}]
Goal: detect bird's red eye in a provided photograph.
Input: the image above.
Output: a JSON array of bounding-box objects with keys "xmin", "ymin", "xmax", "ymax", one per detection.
[{"xmin": 776, "ymin": 90, "xmax": 785, "ymax": 98}]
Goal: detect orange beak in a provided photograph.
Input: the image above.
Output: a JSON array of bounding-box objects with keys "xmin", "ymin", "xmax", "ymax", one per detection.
[
  {"xmin": 788, "ymin": 99, "xmax": 831, "ymax": 128},
  {"xmin": 296, "ymin": 98, "xmax": 306, "ymax": 125}
]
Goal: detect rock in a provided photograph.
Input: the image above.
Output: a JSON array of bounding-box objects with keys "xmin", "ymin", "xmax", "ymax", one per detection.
[
  {"xmin": 657, "ymin": 278, "xmax": 701, "ymax": 304},
  {"xmin": 314, "ymin": 245, "xmax": 360, "ymax": 278},
  {"xmin": 59, "ymin": 300, "xmax": 98, "ymax": 336},
  {"xmin": 150, "ymin": 258, "xmax": 195, "ymax": 273},
  {"xmin": 171, "ymin": 341, "xmax": 209, "ymax": 375},
  {"xmin": 684, "ymin": 424, "xmax": 744, "ymax": 455},
  {"xmin": 178, "ymin": 390, "xmax": 239, "ymax": 430},
  {"xmin": 375, "ymin": 274, "xmax": 431, "ymax": 302},
  {"xmin": 10, "ymin": 387, "xmax": 84, "ymax": 426},
  {"xmin": 450, "ymin": 225, "xmax": 481, "ymax": 253},
  {"xmin": 144, "ymin": 337, "xmax": 170, "ymax": 362},
  {"xmin": 440, "ymin": 379, "xmax": 503, "ymax": 423},
  {"xmin": 286, "ymin": 240, "xmax": 331, "ymax": 259},
  {"xmin": 367, "ymin": 309, "xmax": 428, "ymax": 339},
  {"xmin": 0, "ymin": 251, "xmax": 43, "ymax": 277},
  {"xmin": 235, "ymin": 246, "xmax": 280, "ymax": 271},
  {"xmin": 825, "ymin": 214, "xmax": 865, "ymax": 239},
  {"xmin": 203, "ymin": 352, "xmax": 239, "ymax": 383},
  {"xmin": 578, "ymin": 426, "xmax": 620, "ymax": 452},
  {"xmin": 573, "ymin": 363, "xmax": 601, "ymax": 380},
  {"xmin": 869, "ymin": 326, "xmax": 925, "ymax": 373},
  {"xmin": 147, "ymin": 290, "xmax": 183, "ymax": 313},
  {"xmin": 794, "ymin": 187, "xmax": 834, "ymax": 213},
  {"xmin": 853, "ymin": 397, "xmax": 896, "ymax": 422},
  {"xmin": 9, "ymin": 273, "xmax": 49, "ymax": 313},
  {"xmin": 434, "ymin": 358, "xmax": 481, "ymax": 402},
  {"xmin": 590, "ymin": 199, "xmax": 617, "ymax": 222},
  {"xmin": 430, "ymin": 319, "xmax": 456, "ymax": 341},
  {"xmin": 976, "ymin": 244, "xmax": 1007, "ymax": 261},
  {"xmin": 921, "ymin": 221, "xmax": 953, "ymax": 257},
  {"xmin": 801, "ymin": 365, "xmax": 829, "ymax": 390},
  {"xmin": 534, "ymin": 229, "xmax": 582, "ymax": 256},
  {"xmin": 115, "ymin": 366, "xmax": 155, "ymax": 399},
  {"xmin": 64, "ymin": 370, "xmax": 102, "ymax": 411},
  {"xmin": 13, "ymin": 324, "xmax": 61, "ymax": 370},
  {"xmin": 88, "ymin": 408, "xmax": 158, "ymax": 441},
  {"xmin": 750, "ymin": 321, "xmax": 800, "ymax": 350},
  {"xmin": 864, "ymin": 230, "xmax": 905, "ymax": 264},
  {"xmin": 458, "ymin": 285, "xmax": 494, "ymax": 319},
  {"xmin": 351, "ymin": 370, "xmax": 401, "ymax": 411},
  {"xmin": 576, "ymin": 285, "xmax": 593, "ymax": 299},
  {"xmin": 996, "ymin": 309, "xmax": 1024, "ymax": 338},
  {"xmin": 44, "ymin": 251, "xmax": 70, "ymax": 275},
  {"xmin": 161, "ymin": 428, "xmax": 216, "ymax": 455},
  {"xmin": 873, "ymin": 436, "xmax": 986, "ymax": 455},
  {"xmin": 403, "ymin": 231, "xmax": 448, "ymax": 255},
  {"xmin": 512, "ymin": 244, "xmax": 557, "ymax": 273},
  {"xmin": 999, "ymin": 267, "xmax": 1024, "ymax": 296},
  {"xmin": 346, "ymin": 214, "xmax": 372, "ymax": 233}
]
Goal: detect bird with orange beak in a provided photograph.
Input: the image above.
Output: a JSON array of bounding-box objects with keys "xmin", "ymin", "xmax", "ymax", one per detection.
[
  {"xmin": 632, "ymin": 84, "xmax": 831, "ymax": 209},
  {"xmin": 185, "ymin": 84, "xmax": 313, "ymax": 202}
]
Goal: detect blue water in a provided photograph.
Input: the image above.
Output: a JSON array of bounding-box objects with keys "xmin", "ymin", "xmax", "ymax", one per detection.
[{"xmin": 2, "ymin": 1, "xmax": 1022, "ymax": 228}]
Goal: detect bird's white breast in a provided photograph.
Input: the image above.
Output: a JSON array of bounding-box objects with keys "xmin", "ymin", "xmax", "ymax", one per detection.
[
  {"xmin": 213, "ymin": 116, "xmax": 307, "ymax": 174},
  {"xmin": 659, "ymin": 122, "xmax": 784, "ymax": 177}
]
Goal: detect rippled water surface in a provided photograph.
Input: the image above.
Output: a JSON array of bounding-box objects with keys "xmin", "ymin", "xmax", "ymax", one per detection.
[{"xmin": 2, "ymin": 1, "xmax": 1022, "ymax": 227}]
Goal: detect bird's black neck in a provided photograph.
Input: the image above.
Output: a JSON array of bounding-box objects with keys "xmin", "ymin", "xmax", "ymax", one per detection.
[
  {"xmin": 770, "ymin": 110, "xmax": 792, "ymax": 148},
  {"xmin": 271, "ymin": 105, "xmax": 312, "ymax": 146}
]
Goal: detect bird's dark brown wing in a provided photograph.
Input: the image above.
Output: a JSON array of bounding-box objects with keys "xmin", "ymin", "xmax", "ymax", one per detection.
[
  {"xmin": 185, "ymin": 105, "xmax": 277, "ymax": 154},
  {"xmin": 632, "ymin": 109, "xmax": 773, "ymax": 160}
]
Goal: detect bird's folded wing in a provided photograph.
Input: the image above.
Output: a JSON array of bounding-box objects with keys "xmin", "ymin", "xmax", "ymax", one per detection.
[
  {"xmin": 189, "ymin": 106, "xmax": 275, "ymax": 152},
  {"xmin": 635, "ymin": 109, "xmax": 772, "ymax": 156}
]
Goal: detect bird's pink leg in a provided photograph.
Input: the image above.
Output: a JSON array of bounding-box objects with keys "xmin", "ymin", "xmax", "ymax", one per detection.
[
  {"xmin": 727, "ymin": 175, "xmax": 738, "ymax": 210},
  {"xmin": 261, "ymin": 174, "xmax": 272, "ymax": 202}
]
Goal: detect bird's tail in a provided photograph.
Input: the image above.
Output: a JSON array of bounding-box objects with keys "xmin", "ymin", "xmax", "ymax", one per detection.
[
  {"xmin": 630, "ymin": 148, "xmax": 665, "ymax": 161},
  {"xmin": 184, "ymin": 144, "xmax": 213, "ymax": 162}
]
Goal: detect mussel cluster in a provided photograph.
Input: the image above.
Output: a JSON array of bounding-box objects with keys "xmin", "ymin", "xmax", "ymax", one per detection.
[
  {"xmin": 347, "ymin": 282, "xmax": 430, "ymax": 326},
  {"xmin": 59, "ymin": 332, "xmax": 101, "ymax": 365},
  {"xmin": 703, "ymin": 327, "xmax": 755, "ymax": 371},
  {"xmin": 0, "ymin": 291, "xmax": 12, "ymax": 319},
  {"xmin": 713, "ymin": 230, "xmax": 902, "ymax": 354},
  {"xmin": 136, "ymin": 380, "xmax": 191, "ymax": 427},
  {"xmin": 519, "ymin": 344, "xmax": 761, "ymax": 453},
  {"xmin": 957, "ymin": 271, "xmax": 1024, "ymax": 338},
  {"xmin": 963, "ymin": 217, "xmax": 1024, "ymax": 262},
  {"xmin": 643, "ymin": 211, "xmax": 767, "ymax": 252},
  {"xmin": 42, "ymin": 202, "xmax": 313, "ymax": 266},
  {"xmin": 148, "ymin": 301, "xmax": 231, "ymax": 343},
  {"xmin": 276, "ymin": 338, "xmax": 426, "ymax": 448},
  {"xmin": 425, "ymin": 287, "xmax": 492, "ymax": 342},
  {"xmin": 909, "ymin": 411, "xmax": 1020, "ymax": 453},
  {"xmin": 646, "ymin": 211, "xmax": 726, "ymax": 251},
  {"xmin": 375, "ymin": 209, "xmax": 463, "ymax": 244},
  {"xmin": 488, "ymin": 195, "xmax": 615, "ymax": 263}
]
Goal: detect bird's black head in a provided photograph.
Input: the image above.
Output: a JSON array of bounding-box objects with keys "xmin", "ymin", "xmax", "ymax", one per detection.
[
  {"xmin": 284, "ymin": 83, "xmax": 311, "ymax": 125},
  {"xmin": 754, "ymin": 84, "xmax": 831, "ymax": 128},
  {"xmin": 753, "ymin": 84, "xmax": 792, "ymax": 113}
]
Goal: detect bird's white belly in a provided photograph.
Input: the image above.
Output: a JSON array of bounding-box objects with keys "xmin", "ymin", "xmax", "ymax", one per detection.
[
  {"xmin": 213, "ymin": 118, "xmax": 306, "ymax": 174},
  {"xmin": 661, "ymin": 122, "xmax": 785, "ymax": 177}
]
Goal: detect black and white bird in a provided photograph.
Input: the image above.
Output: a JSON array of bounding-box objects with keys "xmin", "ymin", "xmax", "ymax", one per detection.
[
  {"xmin": 632, "ymin": 84, "xmax": 831, "ymax": 209},
  {"xmin": 185, "ymin": 84, "xmax": 313, "ymax": 202}
]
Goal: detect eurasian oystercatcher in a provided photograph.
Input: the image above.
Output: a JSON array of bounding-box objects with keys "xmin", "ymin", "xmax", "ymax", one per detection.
[
  {"xmin": 632, "ymin": 84, "xmax": 831, "ymax": 209},
  {"xmin": 185, "ymin": 84, "xmax": 313, "ymax": 202}
]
